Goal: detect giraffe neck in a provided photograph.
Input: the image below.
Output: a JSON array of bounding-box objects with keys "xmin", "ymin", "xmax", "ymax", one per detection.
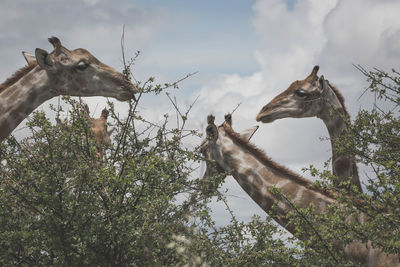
[
  {"xmin": 0, "ymin": 66, "xmax": 56, "ymax": 141},
  {"xmin": 317, "ymin": 85, "xmax": 361, "ymax": 190},
  {"xmin": 218, "ymin": 125, "xmax": 333, "ymax": 233},
  {"xmin": 320, "ymin": 104, "xmax": 347, "ymax": 159},
  {"xmin": 226, "ymin": 147, "xmax": 397, "ymax": 265},
  {"xmin": 215, "ymin": 125, "xmax": 399, "ymax": 265}
]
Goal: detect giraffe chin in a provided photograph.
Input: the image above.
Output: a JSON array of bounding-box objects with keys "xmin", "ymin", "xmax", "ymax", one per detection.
[{"xmin": 116, "ymin": 91, "xmax": 134, "ymax": 101}]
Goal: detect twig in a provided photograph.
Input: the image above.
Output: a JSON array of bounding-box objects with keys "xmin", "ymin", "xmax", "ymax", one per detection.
[
  {"xmin": 230, "ymin": 102, "xmax": 242, "ymax": 116},
  {"xmin": 276, "ymin": 190, "xmax": 339, "ymax": 263},
  {"xmin": 121, "ymin": 24, "xmax": 127, "ymax": 68},
  {"xmin": 161, "ymin": 72, "xmax": 198, "ymax": 91}
]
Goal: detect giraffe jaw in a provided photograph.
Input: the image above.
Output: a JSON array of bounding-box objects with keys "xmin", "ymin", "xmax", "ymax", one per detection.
[
  {"xmin": 116, "ymin": 91, "xmax": 134, "ymax": 101},
  {"xmin": 256, "ymin": 107, "xmax": 300, "ymax": 123}
]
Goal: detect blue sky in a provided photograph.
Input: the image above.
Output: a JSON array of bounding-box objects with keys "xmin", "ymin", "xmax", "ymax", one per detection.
[
  {"xmin": 127, "ymin": 0, "xmax": 262, "ymax": 95},
  {"xmin": 1, "ymin": 0, "xmax": 400, "ymax": 226}
]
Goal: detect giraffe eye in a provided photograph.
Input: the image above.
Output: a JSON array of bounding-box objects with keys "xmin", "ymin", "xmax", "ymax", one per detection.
[
  {"xmin": 75, "ymin": 61, "xmax": 89, "ymax": 71},
  {"xmin": 294, "ymin": 89, "xmax": 309, "ymax": 99}
]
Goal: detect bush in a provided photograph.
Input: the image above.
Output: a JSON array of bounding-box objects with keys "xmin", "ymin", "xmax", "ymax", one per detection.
[{"xmin": 1, "ymin": 62, "xmax": 398, "ymax": 266}]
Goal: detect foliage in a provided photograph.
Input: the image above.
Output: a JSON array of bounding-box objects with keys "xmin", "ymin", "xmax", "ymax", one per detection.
[
  {"xmin": 1, "ymin": 58, "xmax": 398, "ymax": 266},
  {"xmin": 291, "ymin": 67, "xmax": 400, "ymax": 264},
  {"xmin": 334, "ymin": 67, "xmax": 400, "ymax": 253},
  {"xmin": 0, "ymin": 94, "xmax": 205, "ymax": 265},
  {"xmin": 0, "ymin": 70, "xmax": 302, "ymax": 266}
]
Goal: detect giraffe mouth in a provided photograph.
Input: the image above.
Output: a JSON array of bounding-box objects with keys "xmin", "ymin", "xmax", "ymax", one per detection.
[
  {"xmin": 256, "ymin": 103, "xmax": 276, "ymax": 123},
  {"xmin": 257, "ymin": 107, "xmax": 306, "ymax": 123},
  {"xmin": 256, "ymin": 107, "xmax": 288, "ymax": 123},
  {"xmin": 256, "ymin": 102, "xmax": 297, "ymax": 123},
  {"xmin": 256, "ymin": 113, "xmax": 275, "ymax": 123},
  {"xmin": 256, "ymin": 108, "xmax": 276, "ymax": 123},
  {"xmin": 116, "ymin": 84, "xmax": 139, "ymax": 101}
]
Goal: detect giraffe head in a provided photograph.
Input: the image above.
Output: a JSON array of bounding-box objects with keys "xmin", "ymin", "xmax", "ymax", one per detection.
[
  {"xmin": 89, "ymin": 108, "xmax": 114, "ymax": 146},
  {"xmin": 200, "ymin": 114, "xmax": 259, "ymax": 177},
  {"xmin": 32, "ymin": 36, "xmax": 138, "ymax": 101},
  {"xmin": 256, "ymin": 65, "xmax": 335, "ymax": 123}
]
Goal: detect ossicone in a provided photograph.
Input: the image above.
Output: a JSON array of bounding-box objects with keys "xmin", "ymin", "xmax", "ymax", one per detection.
[
  {"xmin": 207, "ymin": 115, "xmax": 215, "ymax": 125},
  {"xmin": 48, "ymin": 36, "xmax": 62, "ymax": 49},
  {"xmin": 224, "ymin": 114, "xmax": 232, "ymax": 126},
  {"xmin": 306, "ymin": 65, "xmax": 320, "ymax": 82},
  {"xmin": 311, "ymin": 65, "xmax": 319, "ymax": 77}
]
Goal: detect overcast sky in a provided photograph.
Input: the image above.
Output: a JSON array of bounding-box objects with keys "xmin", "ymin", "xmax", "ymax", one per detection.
[{"xmin": 1, "ymin": 0, "xmax": 400, "ymax": 225}]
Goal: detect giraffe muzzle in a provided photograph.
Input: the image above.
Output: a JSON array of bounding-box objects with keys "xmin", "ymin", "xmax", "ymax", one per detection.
[
  {"xmin": 117, "ymin": 90, "xmax": 134, "ymax": 101},
  {"xmin": 256, "ymin": 104, "xmax": 274, "ymax": 122}
]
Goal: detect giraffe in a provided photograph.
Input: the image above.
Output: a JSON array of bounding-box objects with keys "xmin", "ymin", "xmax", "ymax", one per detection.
[
  {"xmin": 24, "ymin": 49, "xmax": 115, "ymax": 156},
  {"xmin": 0, "ymin": 36, "xmax": 138, "ymax": 142},
  {"xmin": 256, "ymin": 66, "xmax": 362, "ymax": 192},
  {"xmin": 200, "ymin": 114, "xmax": 399, "ymax": 267},
  {"xmin": 56, "ymin": 103, "xmax": 115, "ymax": 159},
  {"xmin": 87, "ymin": 106, "xmax": 115, "ymax": 159}
]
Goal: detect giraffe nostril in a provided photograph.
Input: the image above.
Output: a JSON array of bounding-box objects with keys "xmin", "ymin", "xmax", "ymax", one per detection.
[{"xmin": 261, "ymin": 105, "xmax": 270, "ymax": 113}]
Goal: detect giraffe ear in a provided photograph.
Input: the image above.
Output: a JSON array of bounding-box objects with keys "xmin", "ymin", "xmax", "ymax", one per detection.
[
  {"xmin": 82, "ymin": 103, "xmax": 90, "ymax": 115},
  {"xmin": 224, "ymin": 114, "xmax": 232, "ymax": 126},
  {"xmin": 101, "ymin": 109, "xmax": 109, "ymax": 119},
  {"xmin": 107, "ymin": 126, "xmax": 115, "ymax": 135},
  {"xmin": 35, "ymin": 48, "xmax": 54, "ymax": 70},
  {"xmin": 239, "ymin": 126, "xmax": 259, "ymax": 142},
  {"xmin": 318, "ymin": 75, "xmax": 328, "ymax": 91},
  {"xmin": 22, "ymin": 51, "xmax": 36, "ymax": 64}
]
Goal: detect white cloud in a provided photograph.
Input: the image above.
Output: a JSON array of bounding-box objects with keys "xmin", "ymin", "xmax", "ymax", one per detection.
[
  {"xmin": 0, "ymin": 0, "xmax": 170, "ymax": 82},
  {"xmin": 82, "ymin": 0, "xmax": 102, "ymax": 6},
  {"xmin": 320, "ymin": 0, "xmax": 400, "ymax": 77},
  {"xmin": 192, "ymin": 0, "xmax": 340, "ymax": 168},
  {"xmin": 192, "ymin": 0, "xmax": 400, "ymax": 169},
  {"xmin": 189, "ymin": 0, "xmax": 400, "ymax": 220},
  {"xmin": 0, "ymin": 0, "xmax": 171, "ymax": 141}
]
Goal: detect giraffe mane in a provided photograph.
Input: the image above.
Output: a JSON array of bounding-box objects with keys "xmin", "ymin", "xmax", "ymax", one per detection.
[
  {"xmin": 0, "ymin": 62, "xmax": 38, "ymax": 94},
  {"xmin": 221, "ymin": 122, "xmax": 334, "ymax": 198},
  {"xmin": 326, "ymin": 80, "xmax": 350, "ymax": 117},
  {"xmin": 325, "ymin": 81, "xmax": 361, "ymax": 186}
]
